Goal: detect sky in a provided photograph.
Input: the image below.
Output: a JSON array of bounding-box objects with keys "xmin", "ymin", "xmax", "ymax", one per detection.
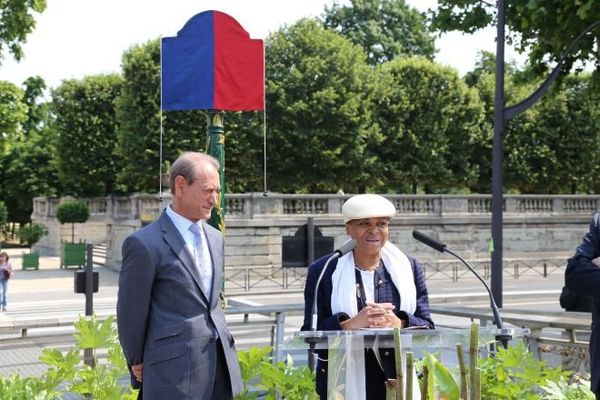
[{"xmin": 0, "ymin": 0, "xmax": 523, "ymax": 90}]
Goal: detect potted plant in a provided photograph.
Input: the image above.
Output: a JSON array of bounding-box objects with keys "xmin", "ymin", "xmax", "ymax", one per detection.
[
  {"xmin": 17, "ymin": 222, "xmax": 48, "ymax": 270},
  {"xmin": 56, "ymin": 200, "xmax": 90, "ymax": 268}
]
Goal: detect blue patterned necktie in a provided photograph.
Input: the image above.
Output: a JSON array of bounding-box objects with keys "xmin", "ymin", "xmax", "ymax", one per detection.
[{"xmin": 189, "ymin": 223, "xmax": 212, "ymax": 295}]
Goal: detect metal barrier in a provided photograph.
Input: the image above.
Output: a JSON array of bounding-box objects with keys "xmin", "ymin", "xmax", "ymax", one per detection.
[
  {"xmin": 431, "ymin": 305, "xmax": 592, "ymax": 374},
  {"xmin": 0, "ymin": 302, "xmax": 590, "ymax": 375},
  {"xmin": 223, "ymin": 256, "xmax": 569, "ymax": 293}
]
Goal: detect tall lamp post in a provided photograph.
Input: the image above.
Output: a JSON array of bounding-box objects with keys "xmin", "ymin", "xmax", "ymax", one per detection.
[{"xmin": 491, "ymin": 1, "xmax": 600, "ymax": 307}]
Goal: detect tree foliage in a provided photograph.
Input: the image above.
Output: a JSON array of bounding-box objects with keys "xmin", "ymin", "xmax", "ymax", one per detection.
[
  {"xmin": 0, "ymin": 0, "xmax": 47, "ymax": 64},
  {"xmin": 0, "ymin": 77, "xmax": 59, "ymax": 223},
  {"xmin": 0, "ymin": 132, "xmax": 60, "ymax": 222},
  {"xmin": 0, "ymin": 201, "xmax": 7, "ymax": 229},
  {"xmin": 21, "ymin": 75, "xmax": 49, "ymax": 135},
  {"xmin": 505, "ymin": 75, "xmax": 600, "ymax": 194},
  {"xmin": 371, "ymin": 57, "xmax": 485, "ymax": 193},
  {"xmin": 0, "ymin": 80, "xmax": 27, "ymax": 153},
  {"xmin": 56, "ymin": 199, "xmax": 89, "ymax": 224},
  {"xmin": 323, "ymin": 0, "xmax": 436, "ymax": 65},
  {"xmin": 222, "ymin": 111, "xmax": 265, "ymax": 193},
  {"xmin": 52, "ymin": 74, "xmax": 123, "ymax": 196},
  {"xmin": 16, "ymin": 222, "xmax": 47, "ymax": 247},
  {"xmin": 432, "ymin": 0, "xmax": 600, "ymax": 79},
  {"xmin": 265, "ymin": 18, "xmax": 377, "ymax": 193}
]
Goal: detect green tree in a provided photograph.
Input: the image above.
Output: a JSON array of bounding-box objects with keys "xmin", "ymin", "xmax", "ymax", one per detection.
[
  {"xmin": 56, "ymin": 199, "xmax": 89, "ymax": 242},
  {"xmin": 432, "ymin": 0, "xmax": 600, "ymax": 79},
  {"xmin": 21, "ymin": 75, "xmax": 49, "ymax": 135},
  {"xmin": 463, "ymin": 51, "xmax": 529, "ymax": 193},
  {"xmin": 0, "ymin": 133, "xmax": 60, "ymax": 222},
  {"xmin": 115, "ymin": 39, "xmax": 207, "ymax": 194},
  {"xmin": 0, "ymin": 201, "xmax": 7, "ymax": 236},
  {"xmin": 265, "ymin": 19, "xmax": 377, "ymax": 193},
  {"xmin": 505, "ymin": 75, "xmax": 600, "ymax": 194},
  {"xmin": 323, "ymin": 0, "xmax": 436, "ymax": 65},
  {"xmin": 223, "ymin": 111, "xmax": 265, "ymax": 193},
  {"xmin": 0, "ymin": 0, "xmax": 47, "ymax": 64},
  {"xmin": 52, "ymin": 74, "xmax": 123, "ymax": 196},
  {"xmin": 0, "ymin": 80, "xmax": 27, "ymax": 153},
  {"xmin": 0, "ymin": 76, "xmax": 59, "ymax": 223},
  {"xmin": 371, "ymin": 57, "xmax": 485, "ymax": 193},
  {"xmin": 464, "ymin": 52, "xmax": 600, "ymax": 194}
]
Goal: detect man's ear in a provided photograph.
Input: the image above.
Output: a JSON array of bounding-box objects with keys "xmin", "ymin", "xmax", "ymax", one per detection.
[{"xmin": 174, "ymin": 175, "xmax": 186, "ymax": 197}]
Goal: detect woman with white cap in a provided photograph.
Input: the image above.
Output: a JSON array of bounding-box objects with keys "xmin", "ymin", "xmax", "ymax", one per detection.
[{"xmin": 302, "ymin": 194, "xmax": 434, "ymax": 399}]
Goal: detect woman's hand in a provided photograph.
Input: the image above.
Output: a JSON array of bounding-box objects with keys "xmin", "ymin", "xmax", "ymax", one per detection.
[
  {"xmin": 340, "ymin": 302, "xmax": 406, "ymax": 330},
  {"xmin": 366, "ymin": 302, "xmax": 406, "ymax": 329}
]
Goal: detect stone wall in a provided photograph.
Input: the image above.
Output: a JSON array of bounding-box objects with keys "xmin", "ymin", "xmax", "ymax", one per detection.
[{"xmin": 31, "ymin": 194, "xmax": 599, "ymax": 271}]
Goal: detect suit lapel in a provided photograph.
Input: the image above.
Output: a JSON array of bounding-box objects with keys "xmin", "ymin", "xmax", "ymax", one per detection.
[
  {"xmin": 159, "ymin": 213, "xmax": 210, "ymax": 304},
  {"xmin": 202, "ymin": 222, "xmax": 223, "ymax": 306}
]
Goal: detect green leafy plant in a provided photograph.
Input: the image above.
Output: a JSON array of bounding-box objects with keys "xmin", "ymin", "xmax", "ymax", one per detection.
[
  {"xmin": 37, "ymin": 314, "xmax": 137, "ymax": 399},
  {"xmin": 416, "ymin": 352, "xmax": 460, "ymax": 400},
  {"xmin": 0, "ymin": 372, "xmax": 60, "ymax": 400},
  {"xmin": 56, "ymin": 200, "xmax": 89, "ymax": 242},
  {"xmin": 258, "ymin": 353, "xmax": 318, "ymax": 400},
  {"xmin": 69, "ymin": 315, "xmax": 135, "ymax": 399},
  {"xmin": 479, "ymin": 341, "xmax": 568, "ymax": 400},
  {"xmin": 16, "ymin": 222, "xmax": 48, "ymax": 250},
  {"xmin": 541, "ymin": 375, "xmax": 595, "ymax": 400},
  {"xmin": 235, "ymin": 347, "xmax": 318, "ymax": 400},
  {"xmin": 236, "ymin": 346, "xmax": 272, "ymax": 399}
]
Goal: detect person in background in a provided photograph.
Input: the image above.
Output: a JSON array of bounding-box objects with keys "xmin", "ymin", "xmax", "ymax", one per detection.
[
  {"xmin": 302, "ymin": 194, "xmax": 434, "ymax": 400},
  {"xmin": 0, "ymin": 251, "xmax": 13, "ymax": 312},
  {"xmin": 566, "ymin": 213, "xmax": 600, "ymax": 400},
  {"xmin": 117, "ymin": 152, "xmax": 242, "ymax": 400}
]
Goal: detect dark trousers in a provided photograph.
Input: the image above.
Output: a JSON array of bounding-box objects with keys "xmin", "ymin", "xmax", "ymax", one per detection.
[
  {"xmin": 213, "ymin": 338, "xmax": 233, "ymax": 400},
  {"xmin": 136, "ymin": 338, "xmax": 232, "ymax": 400}
]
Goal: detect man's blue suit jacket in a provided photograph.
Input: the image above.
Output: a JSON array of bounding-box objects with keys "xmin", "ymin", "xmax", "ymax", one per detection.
[
  {"xmin": 117, "ymin": 211, "xmax": 242, "ymax": 400},
  {"xmin": 566, "ymin": 213, "xmax": 600, "ymax": 395}
]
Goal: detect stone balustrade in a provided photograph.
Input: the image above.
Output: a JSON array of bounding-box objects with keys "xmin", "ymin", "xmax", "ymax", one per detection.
[{"xmin": 31, "ymin": 193, "xmax": 600, "ymax": 271}]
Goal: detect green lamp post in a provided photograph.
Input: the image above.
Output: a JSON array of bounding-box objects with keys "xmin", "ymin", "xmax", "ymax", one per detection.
[{"xmin": 205, "ymin": 110, "xmax": 226, "ymax": 233}]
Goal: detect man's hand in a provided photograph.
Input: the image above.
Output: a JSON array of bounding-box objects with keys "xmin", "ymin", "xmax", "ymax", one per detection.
[{"xmin": 132, "ymin": 363, "xmax": 143, "ymax": 383}]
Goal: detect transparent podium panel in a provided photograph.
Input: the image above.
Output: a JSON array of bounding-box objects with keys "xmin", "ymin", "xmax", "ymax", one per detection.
[
  {"xmin": 285, "ymin": 328, "xmax": 527, "ymax": 400},
  {"xmin": 326, "ymin": 334, "xmax": 366, "ymax": 400}
]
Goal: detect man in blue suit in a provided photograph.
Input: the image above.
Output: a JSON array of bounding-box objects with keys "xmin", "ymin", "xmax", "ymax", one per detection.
[
  {"xmin": 117, "ymin": 152, "xmax": 242, "ymax": 400},
  {"xmin": 566, "ymin": 213, "xmax": 600, "ymax": 399}
]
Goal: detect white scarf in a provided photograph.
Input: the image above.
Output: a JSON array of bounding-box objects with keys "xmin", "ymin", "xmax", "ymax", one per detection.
[
  {"xmin": 331, "ymin": 241, "xmax": 416, "ymax": 316},
  {"xmin": 328, "ymin": 241, "xmax": 420, "ymax": 400}
]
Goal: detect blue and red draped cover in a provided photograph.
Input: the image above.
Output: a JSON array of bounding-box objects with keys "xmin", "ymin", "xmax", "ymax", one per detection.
[{"xmin": 161, "ymin": 10, "xmax": 264, "ymax": 111}]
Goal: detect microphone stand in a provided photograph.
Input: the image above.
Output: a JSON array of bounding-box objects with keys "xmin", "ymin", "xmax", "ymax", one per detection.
[
  {"xmin": 306, "ymin": 239, "xmax": 356, "ymax": 372},
  {"xmin": 412, "ymin": 231, "xmax": 511, "ymax": 348},
  {"xmin": 307, "ymin": 254, "xmax": 338, "ymax": 372},
  {"xmin": 443, "ymin": 248, "xmax": 511, "ymax": 348}
]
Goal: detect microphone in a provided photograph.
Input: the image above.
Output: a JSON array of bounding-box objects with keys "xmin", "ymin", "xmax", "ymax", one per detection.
[
  {"xmin": 412, "ymin": 231, "xmax": 509, "ymax": 345},
  {"xmin": 333, "ymin": 239, "xmax": 357, "ymax": 257},
  {"xmin": 412, "ymin": 230, "xmax": 446, "ymax": 253},
  {"xmin": 310, "ymin": 239, "xmax": 356, "ymax": 331}
]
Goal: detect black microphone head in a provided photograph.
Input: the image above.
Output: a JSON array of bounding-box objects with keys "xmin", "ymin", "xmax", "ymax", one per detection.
[
  {"xmin": 335, "ymin": 239, "xmax": 357, "ymax": 256},
  {"xmin": 412, "ymin": 230, "xmax": 446, "ymax": 253}
]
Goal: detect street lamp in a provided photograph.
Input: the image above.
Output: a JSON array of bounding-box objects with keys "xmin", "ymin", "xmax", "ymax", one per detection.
[{"xmin": 492, "ymin": 0, "xmax": 599, "ymax": 307}]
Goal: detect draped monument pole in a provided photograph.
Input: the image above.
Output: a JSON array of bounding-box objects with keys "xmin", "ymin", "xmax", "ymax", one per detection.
[{"xmin": 160, "ymin": 10, "xmax": 265, "ymax": 293}]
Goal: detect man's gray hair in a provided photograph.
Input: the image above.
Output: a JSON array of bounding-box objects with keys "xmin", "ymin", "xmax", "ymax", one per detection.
[{"xmin": 169, "ymin": 152, "xmax": 220, "ymax": 194}]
